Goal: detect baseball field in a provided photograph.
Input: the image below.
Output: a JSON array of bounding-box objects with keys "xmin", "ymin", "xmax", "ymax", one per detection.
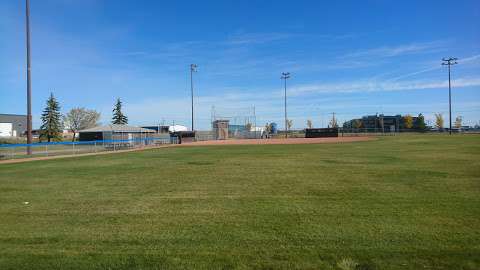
[{"xmin": 0, "ymin": 135, "xmax": 479, "ymax": 269}]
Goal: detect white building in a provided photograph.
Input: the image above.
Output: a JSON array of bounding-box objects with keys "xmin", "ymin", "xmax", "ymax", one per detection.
[{"xmin": 0, "ymin": 114, "xmax": 27, "ymax": 137}]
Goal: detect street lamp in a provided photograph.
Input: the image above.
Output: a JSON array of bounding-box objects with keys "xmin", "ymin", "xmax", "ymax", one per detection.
[
  {"xmin": 26, "ymin": 0, "xmax": 33, "ymax": 154},
  {"xmin": 281, "ymin": 72, "xmax": 290, "ymax": 138},
  {"xmin": 190, "ymin": 64, "xmax": 197, "ymax": 131},
  {"xmin": 442, "ymin": 57, "xmax": 458, "ymax": 135}
]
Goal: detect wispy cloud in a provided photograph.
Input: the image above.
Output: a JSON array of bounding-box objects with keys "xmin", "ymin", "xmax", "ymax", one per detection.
[
  {"xmin": 461, "ymin": 53, "xmax": 480, "ymax": 63},
  {"xmin": 121, "ymin": 51, "xmax": 148, "ymax": 57},
  {"xmin": 387, "ymin": 66, "xmax": 441, "ymax": 82},
  {"xmin": 320, "ymin": 41, "xmax": 449, "ymax": 70},
  {"xmin": 340, "ymin": 41, "xmax": 448, "ymax": 59},
  {"xmin": 289, "ymin": 77, "xmax": 480, "ymax": 95},
  {"xmin": 386, "ymin": 53, "xmax": 480, "ymax": 81},
  {"xmin": 226, "ymin": 32, "xmax": 295, "ymax": 45}
]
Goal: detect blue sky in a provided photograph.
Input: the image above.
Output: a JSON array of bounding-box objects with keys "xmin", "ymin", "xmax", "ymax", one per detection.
[{"xmin": 1, "ymin": 0, "xmax": 479, "ymax": 129}]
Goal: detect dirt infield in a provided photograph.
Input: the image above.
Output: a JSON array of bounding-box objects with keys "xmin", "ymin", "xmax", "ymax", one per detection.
[
  {"xmin": 0, "ymin": 137, "xmax": 373, "ymax": 164},
  {"xmin": 181, "ymin": 136, "xmax": 374, "ymax": 146}
]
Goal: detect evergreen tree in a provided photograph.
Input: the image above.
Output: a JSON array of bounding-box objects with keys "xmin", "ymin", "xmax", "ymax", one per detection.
[
  {"xmin": 112, "ymin": 98, "xmax": 128, "ymax": 124},
  {"xmin": 40, "ymin": 93, "xmax": 62, "ymax": 142},
  {"xmin": 414, "ymin": 113, "xmax": 426, "ymax": 130}
]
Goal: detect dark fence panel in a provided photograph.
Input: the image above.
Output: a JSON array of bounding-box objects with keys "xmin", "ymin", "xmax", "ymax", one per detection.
[{"xmin": 305, "ymin": 128, "xmax": 339, "ymax": 138}]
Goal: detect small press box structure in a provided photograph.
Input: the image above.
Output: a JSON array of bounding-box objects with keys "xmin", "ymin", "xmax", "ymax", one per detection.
[{"xmin": 213, "ymin": 120, "xmax": 229, "ymax": 140}]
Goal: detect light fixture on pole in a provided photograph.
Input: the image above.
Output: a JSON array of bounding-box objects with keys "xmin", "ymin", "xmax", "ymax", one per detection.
[
  {"xmin": 25, "ymin": 0, "xmax": 33, "ymax": 155},
  {"xmin": 281, "ymin": 72, "xmax": 290, "ymax": 138},
  {"xmin": 442, "ymin": 57, "xmax": 458, "ymax": 135},
  {"xmin": 190, "ymin": 64, "xmax": 197, "ymax": 131}
]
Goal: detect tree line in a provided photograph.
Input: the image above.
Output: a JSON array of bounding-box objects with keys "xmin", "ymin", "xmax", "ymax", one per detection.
[
  {"xmin": 38, "ymin": 94, "xmax": 129, "ymax": 142},
  {"xmin": 263, "ymin": 113, "xmax": 464, "ymax": 132}
]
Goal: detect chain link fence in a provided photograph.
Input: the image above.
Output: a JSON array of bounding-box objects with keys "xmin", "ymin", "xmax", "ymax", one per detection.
[
  {"xmin": 274, "ymin": 127, "xmax": 479, "ymax": 138},
  {"xmin": 3, "ymin": 128, "xmax": 477, "ymax": 161},
  {"xmin": 0, "ymin": 135, "xmax": 176, "ymax": 161}
]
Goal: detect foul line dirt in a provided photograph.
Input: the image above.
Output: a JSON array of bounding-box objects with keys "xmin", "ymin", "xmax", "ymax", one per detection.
[{"xmin": 0, "ymin": 136, "xmax": 373, "ymax": 164}]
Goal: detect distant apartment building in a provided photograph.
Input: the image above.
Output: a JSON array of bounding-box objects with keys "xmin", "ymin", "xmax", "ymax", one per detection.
[
  {"xmin": 0, "ymin": 114, "xmax": 27, "ymax": 137},
  {"xmin": 343, "ymin": 114, "xmax": 419, "ymax": 132}
]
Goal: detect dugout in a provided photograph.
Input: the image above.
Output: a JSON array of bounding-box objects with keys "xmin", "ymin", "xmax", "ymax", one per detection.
[
  {"xmin": 305, "ymin": 128, "xmax": 339, "ymax": 138},
  {"xmin": 79, "ymin": 125, "xmax": 155, "ymax": 141},
  {"xmin": 170, "ymin": 131, "xmax": 196, "ymax": 144}
]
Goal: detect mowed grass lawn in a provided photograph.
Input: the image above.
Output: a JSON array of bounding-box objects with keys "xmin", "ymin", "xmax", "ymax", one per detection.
[{"xmin": 0, "ymin": 135, "xmax": 479, "ymax": 270}]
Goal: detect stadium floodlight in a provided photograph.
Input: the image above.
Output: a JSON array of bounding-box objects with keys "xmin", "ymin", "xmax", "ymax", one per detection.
[
  {"xmin": 281, "ymin": 72, "xmax": 291, "ymax": 138},
  {"xmin": 26, "ymin": 0, "xmax": 33, "ymax": 154},
  {"xmin": 441, "ymin": 57, "xmax": 458, "ymax": 135},
  {"xmin": 190, "ymin": 64, "xmax": 197, "ymax": 131}
]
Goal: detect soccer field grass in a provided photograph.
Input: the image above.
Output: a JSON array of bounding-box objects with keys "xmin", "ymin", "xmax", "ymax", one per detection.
[{"xmin": 0, "ymin": 135, "xmax": 479, "ymax": 269}]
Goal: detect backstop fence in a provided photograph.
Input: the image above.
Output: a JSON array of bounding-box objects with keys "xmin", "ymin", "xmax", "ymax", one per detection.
[{"xmin": 210, "ymin": 106, "xmax": 261, "ymax": 140}]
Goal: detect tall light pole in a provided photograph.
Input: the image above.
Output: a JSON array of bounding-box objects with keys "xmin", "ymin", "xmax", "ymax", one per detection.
[
  {"xmin": 26, "ymin": 0, "xmax": 33, "ymax": 154},
  {"xmin": 190, "ymin": 64, "xmax": 197, "ymax": 131},
  {"xmin": 442, "ymin": 57, "xmax": 458, "ymax": 135},
  {"xmin": 281, "ymin": 72, "xmax": 290, "ymax": 138}
]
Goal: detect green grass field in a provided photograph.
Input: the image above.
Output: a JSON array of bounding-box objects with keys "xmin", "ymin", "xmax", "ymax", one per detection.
[{"xmin": 0, "ymin": 135, "xmax": 479, "ymax": 270}]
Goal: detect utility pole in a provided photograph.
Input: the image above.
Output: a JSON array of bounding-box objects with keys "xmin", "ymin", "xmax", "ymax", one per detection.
[
  {"xmin": 253, "ymin": 105, "xmax": 257, "ymax": 138},
  {"xmin": 281, "ymin": 72, "xmax": 290, "ymax": 138},
  {"xmin": 442, "ymin": 58, "xmax": 458, "ymax": 135},
  {"xmin": 26, "ymin": 0, "xmax": 33, "ymax": 155},
  {"xmin": 190, "ymin": 64, "xmax": 197, "ymax": 131}
]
